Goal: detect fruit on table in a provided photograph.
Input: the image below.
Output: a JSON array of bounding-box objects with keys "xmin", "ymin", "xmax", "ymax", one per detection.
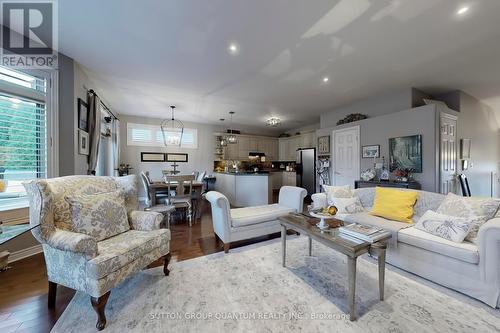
[{"xmin": 321, "ymin": 205, "xmax": 337, "ymax": 216}]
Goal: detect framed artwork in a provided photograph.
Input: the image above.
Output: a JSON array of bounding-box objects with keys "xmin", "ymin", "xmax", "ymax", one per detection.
[
  {"xmin": 78, "ymin": 98, "xmax": 89, "ymax": 131},
  {"xmin": 78, "ymin": 130, "xmax": 89, "ymax": 155},
  {"xmin": 362, "ymin": 145, "xmax": 380, "ymax": 158},
  {"xmin": 166, "ymin": 153, "xmax": 188, "ymax": 162},
  {"xmin": 389, "ymin": 135, "xmax": 422, "ymax": 173},
  {"xmin": 141, "ymin": 152, "xmax": 166, "ymax": 162},
  {"xmin": 460, "ymin": 138, "xmax": 471, "ymax": 159},
  {"xmin": 317, "ymin": 136, "xmax": 330, "ymax": 155}
]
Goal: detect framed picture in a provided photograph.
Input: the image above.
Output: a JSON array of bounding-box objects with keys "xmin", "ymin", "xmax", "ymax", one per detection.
[
  {"xmin": 78, "ymin": 130, "xmax": 89, "ymax": 155},
  {"xmin": 362, "ymin": 145, "xmax": 380, "ymax": 158},
  {"xmin": 78, "ymin": 98, "xmax": 89, "ymax": 131},
  {"xmin": 460, "ymin": 138, "xmax": 471, "ymax": 159},
  {"xmin": 389, "ymin": 134, "xmax": 422, "ymax": 173},
  {"xmin": 317, "ymin": 136, "xmax": 330, "ymax": 155},
  {"xmin": 166, "ymin": 153, "xmax": 188, "ymax": 162},
  {"xmin": 141, "ymin": 152, "xmax": 166, "ymax": 162}
]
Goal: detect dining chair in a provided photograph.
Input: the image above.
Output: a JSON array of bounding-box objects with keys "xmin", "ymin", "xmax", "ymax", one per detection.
[
  {"xmin": 163, "ymin": 174, "xmax": 195, "ymax": 227},
  {"xmin": 197, "ymin": 171, "xmax": 206, "ymax": 182},
  {"xmin": 140, "ymin": 172, "xmax": 176, "ymax": 228},
  {"xmin": 459, "ymin": 173, "xmax": 471, "ymax": 197},
  {"xmin": 142, "ymin": 171, "xmax": 169, "ymax": 204}
]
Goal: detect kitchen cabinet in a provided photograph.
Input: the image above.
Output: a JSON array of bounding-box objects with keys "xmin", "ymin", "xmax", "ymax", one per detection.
[
  {"xmin": 238, "ymin": 136, "xmax": 249, "ymax": 160},
  {"xmin": 282, "ymin": 171, "xmax": 296, "ymax": 186},
  {"xmin": 278, "ymin": 131, "xmax": 316, "ymax": 161},
  {"xmin": 221, "ymin": 134, "xmax": 279, "ymax": 161}
]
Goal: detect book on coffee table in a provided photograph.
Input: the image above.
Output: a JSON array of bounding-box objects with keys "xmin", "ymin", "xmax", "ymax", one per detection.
[{"xmin": 339, "ymin": 224, "xmax": 389, "ymax": 243}]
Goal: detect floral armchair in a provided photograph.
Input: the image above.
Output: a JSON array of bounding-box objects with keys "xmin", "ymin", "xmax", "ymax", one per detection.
[{"xmin": 24, "ymin": 175, "xmax": 171, "ymax": 330}]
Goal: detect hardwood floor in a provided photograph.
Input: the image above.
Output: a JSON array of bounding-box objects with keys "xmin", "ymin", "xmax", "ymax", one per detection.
[{"xmin": 0, "ymin": 201, "xmax": 282, "ymax": 332}]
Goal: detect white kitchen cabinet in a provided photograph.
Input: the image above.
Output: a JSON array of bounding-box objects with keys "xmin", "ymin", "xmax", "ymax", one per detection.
[
  {"xmin": 282, "ymin": 171, "xmax": 296, "ymax": 186},
  {"xmin": 224, "ymin": 141, "xmax": 238, "ymax": 160},
  {"xmin": 249, "ymin": 137, "xmax": 259, "ymax": 151},
  {"xmin": 238, "ymin": 136, "xmax": 249, "ymax": 160}
]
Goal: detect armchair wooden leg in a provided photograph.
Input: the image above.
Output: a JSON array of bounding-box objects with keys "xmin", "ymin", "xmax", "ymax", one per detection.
[
  {"xmin": 223, "ymin": 243, "xmax": 230, "ymax": 253},
  {"xmin": 48, "ymin": 281, "xmax": 57, "ymax": 308},
  {"xmin": 91, "ymin": 291, "xmax": 111, "ymax": 331},
  {"xmin": 163, "ymin": 253, "xmax": 171, "ymax": 276}
]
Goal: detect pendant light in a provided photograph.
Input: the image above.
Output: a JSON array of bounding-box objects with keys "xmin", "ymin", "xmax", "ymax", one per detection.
[
  {"xmin": 226, "ymin": 111, "xmax": 238, "ymax": 144},
  {"xmin": 219, "ymin": 118, "xmax": 228, "ymax": 147},
  {"xmin": 161, "ymin": 105, "xmax": 184, "ymax": 146}
]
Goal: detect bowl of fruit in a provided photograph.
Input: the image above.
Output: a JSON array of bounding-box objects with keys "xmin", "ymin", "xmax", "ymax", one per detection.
[{"xmin": 309, "ymin": 205, "xmax": 338, "ymax": 230}]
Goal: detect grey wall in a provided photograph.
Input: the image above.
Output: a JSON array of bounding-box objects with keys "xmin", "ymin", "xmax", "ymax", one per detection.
[
  {"xmin": 58, "ymin": 53, "xmax": 76, "ymax": 176},
  {"xmin": 318, "ymin": 105, "xmax": 439, "ymax": 192},
  {"xmin": 119, "ymin": 115, "xmax": 217, "ymax": 197},
  {"xmin": 458, "ymin": 93, "xmax": 500, "ymax": 197},
  {"xmin": 320, "ymin": 88, "xmax": 428, "ymax": 128}
]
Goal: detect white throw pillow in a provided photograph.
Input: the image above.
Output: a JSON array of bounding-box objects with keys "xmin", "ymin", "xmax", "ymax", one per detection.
[
  {"xmin": 436, "ymin": 193, "xmax": 500, "ymax": 243},
  {"xmin": 323, "ymin": 185, "xmax": 353, "ymax": 206},
  {"xmin": 415, "ymin": 210, "xmax": 472, "ymax": 243},
  {"xmin": 332, "ymin": 197, "xmax": 364, "ymax": 214}
]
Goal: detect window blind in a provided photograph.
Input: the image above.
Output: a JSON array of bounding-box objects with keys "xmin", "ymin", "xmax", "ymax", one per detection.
[
  {"xmin": 127, "ymin": 122, "xmax": 198, "ymax": 148},
  {"xmin": 0, "ymin": 67, "xmax": 48, "ymax": 209}
]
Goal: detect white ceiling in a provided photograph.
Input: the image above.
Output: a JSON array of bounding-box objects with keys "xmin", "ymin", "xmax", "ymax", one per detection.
[{"xmin": 59, "ymin": 0, "xmax": 500, "ymax": 134}]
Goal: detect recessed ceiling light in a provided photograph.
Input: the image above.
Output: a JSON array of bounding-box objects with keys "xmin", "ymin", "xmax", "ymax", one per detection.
[
  {"xmin": 322, "ymin": 77, "xmax": 329, "ymax": 83},
  {"xmin": 228, "ymin": 43, "xmax": 239, "ymax": 55},
  {"xmin": 457, "ymin": 6, "xmax": 469, "ymax": 15}
]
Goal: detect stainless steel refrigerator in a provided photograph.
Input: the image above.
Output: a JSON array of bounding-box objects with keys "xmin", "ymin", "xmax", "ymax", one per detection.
[{"xmin": 296, "ymin": 148, "xmax": 316, "ymax": 195}]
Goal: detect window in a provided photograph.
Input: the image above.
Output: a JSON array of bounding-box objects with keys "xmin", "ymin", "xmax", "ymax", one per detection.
[
  {"xmin": 127, "ymin": 123, "xmax": 198, "ymax": 149},
  {"xmin": 0, "ymin": 66, "xmax": 55, "ymax": 210}
]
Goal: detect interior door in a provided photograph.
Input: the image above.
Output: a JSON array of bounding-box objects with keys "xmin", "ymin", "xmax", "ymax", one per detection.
[
  {"xmin": 333, "ymin": 126, "xmax": 360, "ymax": 186},
  {"xmin": 440, "ymin": 113, "xmax": 458, "ymax": 194}
]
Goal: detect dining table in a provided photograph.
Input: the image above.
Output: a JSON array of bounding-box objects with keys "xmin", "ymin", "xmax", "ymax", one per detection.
[{"xmin": 149, "ymin": 181, "xmax": 204, "ymax": 221}]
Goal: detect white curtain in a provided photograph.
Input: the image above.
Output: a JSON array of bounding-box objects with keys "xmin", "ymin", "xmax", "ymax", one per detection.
[{"xmin": 112, "ymin": 118, "xmax": 120, "ymax": 176}]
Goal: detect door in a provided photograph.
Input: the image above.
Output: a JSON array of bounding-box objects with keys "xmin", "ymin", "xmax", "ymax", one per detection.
[
  {"xmin": 333, "ymin": 126, "xmax": 360, "ymax": 186},
  {"xmin": 440, "ymin": 113, "xmax": 458, "ymax": 194}
]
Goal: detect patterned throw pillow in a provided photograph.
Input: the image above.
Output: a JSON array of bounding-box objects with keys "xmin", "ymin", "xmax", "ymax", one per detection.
[
  {"xmin": 436, "ymin": 192, "xmax": 500, "ymax": 243},
  {"xmin": 65, "ymin": 190, "xmax": 130, "ymax": 241},
  {"xmin": 332, "ymin": 197, "xmax": 364, "ymax": 214},
  {"xmin": 415, "ymin": 210, "xmax": 472, "ymax": 243},
  {"xmin": 323, "ymin": 185, "xmax": 353, "ymax": 206}
]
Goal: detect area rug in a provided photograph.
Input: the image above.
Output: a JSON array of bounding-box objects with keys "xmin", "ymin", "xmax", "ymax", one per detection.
[{"xmin": 52, "ymin": 236, "xmax": 500, "ymax": 332}]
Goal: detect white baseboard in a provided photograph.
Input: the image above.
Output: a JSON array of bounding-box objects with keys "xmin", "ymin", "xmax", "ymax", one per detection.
[{"xmin": 8, "ymin": 244, "xmax": 43, "ymax": 263}]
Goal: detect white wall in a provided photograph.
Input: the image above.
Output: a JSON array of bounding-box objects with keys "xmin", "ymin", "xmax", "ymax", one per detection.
[
  {"xmin": 318, "ymin": 105, "xmax": 439, "ymax": 192},
  {"xmin": 458, "ymin": 93, "xmax": 500, "ymax": 197},
  {"xmin": 119, "ymin": 115, "xmax": 217, "ymax": 196},
  {"xmin": 320, "ymin": 88, "xmax": 428, "ymax": 128}
]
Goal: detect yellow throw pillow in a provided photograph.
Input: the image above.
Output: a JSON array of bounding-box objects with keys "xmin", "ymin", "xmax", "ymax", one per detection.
[{"xmin": 370, "ymin": 187, "xmax": 418, "ymax": 223}]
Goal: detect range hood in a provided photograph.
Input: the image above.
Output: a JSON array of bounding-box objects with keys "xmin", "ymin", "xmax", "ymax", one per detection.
[{"xmin": 248, "ymin": 152, "xmax": 266, "ymax": 158}]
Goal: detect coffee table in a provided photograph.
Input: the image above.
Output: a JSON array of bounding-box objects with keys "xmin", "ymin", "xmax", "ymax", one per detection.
[{"xmin": 278, "ymin": 213, "xmax": 391, "ymax": 321}]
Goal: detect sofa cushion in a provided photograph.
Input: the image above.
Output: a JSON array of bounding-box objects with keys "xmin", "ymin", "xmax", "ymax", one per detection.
[
  {"xmin": 370, "ymin": 187, "xmax": 418, "ymax": 223},
  {"xmin": 415, "ymin": 210, "xmax": 472, "ymax": 243},
  {"xmin": 87, "ymin": 229, "xmax": 170, "ymax": 279},
  {"xmin": 231, "ymin": 204, "xmax": 294, "ymax": 228},
  {"xmin": 398, "ymin": 227, "xmax": 479, "ymax": 264},
  {"xmin": 66, "ymin": 190, "xmax": 130, "ymax": 241},
  {"xmin": 436, "ymin": 192, "xmax": 500, "ymax": 243}
]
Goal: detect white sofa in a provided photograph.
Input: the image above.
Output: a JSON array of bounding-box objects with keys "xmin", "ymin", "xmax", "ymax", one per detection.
[
  {"xmin": 312, "ymin": 187, "xmax": 500, "ymax": 308},
  {"xmin": 206, "ymin": 186, "xmax": 307, "ymax": 253}
]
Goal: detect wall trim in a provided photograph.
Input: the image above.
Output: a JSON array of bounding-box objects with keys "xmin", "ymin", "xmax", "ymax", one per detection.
[{"xmin": 8, "ymin": 244, "xmax": 43, "ymax": 263}]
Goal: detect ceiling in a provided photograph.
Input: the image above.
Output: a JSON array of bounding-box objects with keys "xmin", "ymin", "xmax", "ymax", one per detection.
[{"xmin": 59, "ymin": 0, "xmax": 500, "ymax": 134}]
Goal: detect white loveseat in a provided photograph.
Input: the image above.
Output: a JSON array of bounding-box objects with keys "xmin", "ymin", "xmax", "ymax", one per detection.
[
  {"xmin": 312, "ymin": 187, "xmax": 500, "ymax": 308},
  {"xmin": 206, "ymin": 186, "xmax": 307, "ymax": 253}
]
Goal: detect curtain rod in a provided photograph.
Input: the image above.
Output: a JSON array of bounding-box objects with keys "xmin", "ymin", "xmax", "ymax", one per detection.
[{"xmin": 88, "ymin": 89, "xmax": 119, "ymax": 120}]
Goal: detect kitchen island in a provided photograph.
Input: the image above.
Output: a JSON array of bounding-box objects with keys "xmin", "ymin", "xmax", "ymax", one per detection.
[{"xmin": 214, "ymin": 172, "xmax": 270, "ymax": 207}]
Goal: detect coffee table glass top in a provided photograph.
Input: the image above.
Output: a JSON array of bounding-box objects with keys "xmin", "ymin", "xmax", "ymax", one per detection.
[
  {"xmin": 279, "ymin": 213, "xmax": 389, "ymax": 253},
  {"xmin": 0, "ymin": 223, "xmax": 39, "ymax": 245}
]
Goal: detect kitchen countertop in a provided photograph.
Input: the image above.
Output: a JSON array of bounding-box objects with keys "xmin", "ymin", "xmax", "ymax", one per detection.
[{"xmin": 214, "ymin": 171, "xmax": 270, "ymax": 176}]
